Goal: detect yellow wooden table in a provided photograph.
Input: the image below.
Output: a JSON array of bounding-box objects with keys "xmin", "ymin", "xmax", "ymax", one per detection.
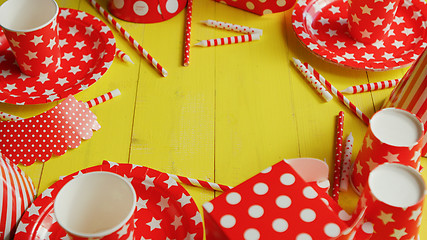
[{"xmin": 1, "ymin": 0, "xmax": 426, "ymax": 238}]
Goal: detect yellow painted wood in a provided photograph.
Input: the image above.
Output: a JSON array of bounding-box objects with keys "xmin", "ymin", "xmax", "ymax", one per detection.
[{"xmin": 0, "ymin": 0, "xmax": 426, "ymax": 238}]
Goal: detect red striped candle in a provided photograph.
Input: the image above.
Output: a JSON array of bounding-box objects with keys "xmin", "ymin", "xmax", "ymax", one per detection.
[
  {"xmin": 195, "ymin": 34, "xmax": 261, "ymax": 47},
  {"xmin": 341, "ymin": 79, "xmax": 400, "ymax": 94}
]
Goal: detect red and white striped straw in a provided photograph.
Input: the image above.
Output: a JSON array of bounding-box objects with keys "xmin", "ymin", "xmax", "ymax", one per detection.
[
  {"xmin": 85, "ymin": 89, "xmax": 121, "ymax": 108},
  {"xmin": 115, "ymin": 48, "xmax": 134, "ymax": 64},
  {"xmin": 304, "ymin": 62, "xmax": 371, "ymax": 125},
  {"xmin": 195, "ymin": 34, "xmax": 261, "ymax": 47},
  {"xmin": 341, "ymin": 79, "xmax": 400, "ymax": 94},
  {"xmin": 183, "ymin": 0, "xmax": 193, "ymax": 66},
  {"xmin": 340, "ymin": 132, "xmax": 354, "ymax": 191},
  {"xmin": 201, "ymin": 19, "xmax": 263, "ymax": 35},
  {"xmin": 332, "ymin": 111, "xmax": 344, "ymax": 201},
  {"xmin": 0, "ymin": 112, "xmax": 23, "ymax": 121},
  {"xmin": 292, "ymin": 58, "xmax": 333, "ymax": 102},
  {"xmin": 167, "ymin": 173, "xmax": 233, "ymax": 192},
  {"xmin": 88, "ymin": 0, "xmax": 167, "ymax": 77}
]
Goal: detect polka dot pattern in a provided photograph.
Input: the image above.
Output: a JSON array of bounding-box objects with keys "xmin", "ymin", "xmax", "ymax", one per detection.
[
  {"xmin": 204, "ymin": 160, "xmax": 348, "ymax": 239},
  {"xmin": 214, "ymin": 0, "xmax": 296, "ymax": 15},
  {"xmin": 0, "ymin": 96, "xmax": 99, "ymax": 165}
]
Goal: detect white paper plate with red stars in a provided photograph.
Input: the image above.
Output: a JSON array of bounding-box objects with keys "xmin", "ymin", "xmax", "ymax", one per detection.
[
  {"xmin": 292, "ymin": 0, "xmax": 427, "ymax": 71},
  {"xmin": 15, "ymin": 161, "xmax": 204, "ymax": 240},
  {"xmin": 0, "ymin": 8, "xmax": 115, "ymax": 105}
]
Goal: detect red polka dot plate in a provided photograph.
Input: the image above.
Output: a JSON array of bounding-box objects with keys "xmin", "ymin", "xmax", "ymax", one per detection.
[
  {"xmin": 0, "ymin": 8, "xmax": 115, "ymax": 105},
  {"xmin": 292, "ymin": 0, "xmax": 427, "ymax": 71},
  {"xmin": 15, "ymin": 161, "xmax": 204, "ymax": 240}
]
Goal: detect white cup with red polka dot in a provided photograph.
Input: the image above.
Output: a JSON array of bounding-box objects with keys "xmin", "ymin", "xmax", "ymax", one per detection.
[
  {"xmin": 353, "ymin": 163, "xmax": 426, "ymax": 240},
  {"xmin": 108, "ymin": 0, "xmax": 187, "ymax": 23},
  {"xmin": 54, "ymin": 171, "xmax": 137, "ymax": 240},
  {"xmin": 0, "ymin": 0, "xmax": 61, "ymax": 76}
]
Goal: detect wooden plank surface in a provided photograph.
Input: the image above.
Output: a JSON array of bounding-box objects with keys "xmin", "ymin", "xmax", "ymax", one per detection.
[{"xmin": 0, "ymin": 0, "xmax": 426, "ymax": 238}]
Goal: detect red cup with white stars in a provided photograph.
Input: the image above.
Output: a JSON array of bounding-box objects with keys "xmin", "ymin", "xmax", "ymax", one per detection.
[
  {"xmin": 351, "ymin": 108, "xmax": 425, "ymax": 195},
  {"xmin": 347, "ymin": 0, "xmax": 400, "ymax": 43},
  {"xmin": 0, "ymin": 0, "xmax": 60, "ymax": 77},
  {"xmin": 353, "ymin": 163, "xmax": 425, "ymax": 240}
]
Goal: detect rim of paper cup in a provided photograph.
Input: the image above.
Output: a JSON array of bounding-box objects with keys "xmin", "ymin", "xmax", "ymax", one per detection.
[
  {"xmin": 370, "ymin": 108, "xmax": 424, "ymax": 147},
  {"xmin": 53, "ymin": 171, "xmax": 137, "ymax": 238},
  {"xmin": 0, "ymin": 0, "xmax": 59, "ymax": 33},
  {"xmin": 368, "ymin": 163, "xmax": 426, "ymax": 208},
  {"xmin": 285, "ymin": 158, "xmax": 329, "ymax": 182}
]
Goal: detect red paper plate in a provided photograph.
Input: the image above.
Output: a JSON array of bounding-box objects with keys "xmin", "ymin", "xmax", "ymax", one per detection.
[
  {"xmin": 292, "ymin": 0, "xmax": 427, "ymax": 71},
  {"xmin": 14, "ymin": 161, "xmax": 203, "ymax": 240},
  {"xmin": 0, "ymin": 8, "xmax": 115, "ymax": 105}
]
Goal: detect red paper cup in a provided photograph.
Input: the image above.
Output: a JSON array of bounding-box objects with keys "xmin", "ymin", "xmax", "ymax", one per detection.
[
  {"xmin": 353, "ymin": 163, "xmax": 425, "ymax": 240},
  {"xmin": 0, "ymin": 154, "xmax": 36, "ymax": 240},
  {"xmin": 383, "ymin": 48, "xmax": 427, "ymax": 157},
  {"xmin": 54, "ymin": 172, "xmax": 137, "ymax": 240},
  {"xmin": 0, "ymin": 0, "xmax": 60, "ymax": 76},
  {"xmin": 347, "ymin": 0, "xmax": 400, "ymax": 43},
  {"xmin": 351, "ymin": 108, "xmax": 424, "ymax": 195},
  {"xmin": 108, "ymin": 0, "xmax": 187, "ymax": 23}
]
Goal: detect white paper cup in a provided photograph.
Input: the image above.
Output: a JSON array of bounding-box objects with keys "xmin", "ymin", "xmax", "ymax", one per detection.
[
  {"xmin": 0, "ymin": 0, "xmax": 60, "ymax": 76},
  {"xmin": 54, "ymin": 172, "xmax": 136, "ymax": 240}
]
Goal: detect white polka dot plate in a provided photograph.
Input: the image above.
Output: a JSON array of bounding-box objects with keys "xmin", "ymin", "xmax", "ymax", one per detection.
[
  {"xmin": 0, "ymin": 8, "xmax": 115, "ymax": 105},
  {"xmin": 0, "ymin": 96, "xmax": 100, "ymax": 166},
  {"xmin": 15, "ymin": 161, "xmax": 204, "ymax": 240},
  {"xmin": 292, "ymin": 0, "xmax": 427, "ymax": 71}
]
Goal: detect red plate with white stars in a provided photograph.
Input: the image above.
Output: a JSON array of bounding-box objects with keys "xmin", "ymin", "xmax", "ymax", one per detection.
[
  {"xmin": 15, "ymin": 161, "xmax": 203, "ymax": 240},
  {"xmin": 0, "ymin": 8, "xmax": 115, "ymax": 105},
  {"xmin": 292, "ymin": 0, "xmax": 427, "ymax": 71}
]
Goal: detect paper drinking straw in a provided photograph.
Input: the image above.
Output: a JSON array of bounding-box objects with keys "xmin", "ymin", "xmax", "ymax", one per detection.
[
  {"xmin": 183, "ymin": 0, "xmax": 193, "ymax": 67},
  {"xmin": 340, "ymin": 132, "xmax": 354, "ymax": 191},
  {"xmin": 332, "ymin": 111, "xmax": 344, "ymax": 201},
  {"xmin": 292, "ymin": 58, "xmax": 333, "ymax": 102},
  {"xmin": 85, "ymin": 89, "xmax": 121, "ymax": 108},
  {"xmin": 201, "ymin": 19, "xmax": 263, "ymax": 35},
  {"xmin": 115, "ymin": 48, "xmax": 134, "ymax": 64},
  {"xmin": 195, "ymin": 34, "xmax": 261, "ymax": 47},
  {"xmin": 167, "ymin": 173, "xmax": 233, "ymax": 192},
  {"xmin": 0, "ymin": 112, "xmax": 24, "ymax": 121},
  {"xmin": 303, "ymin": 62, "xmax": 371, "ymax": 125},
  {"xmin": 341, "ymin": 79, "xmax": 400, "ymax": 94},
  {"xmin": 88, "ymin": 0, "xmax": 168, "ymax": 77}
]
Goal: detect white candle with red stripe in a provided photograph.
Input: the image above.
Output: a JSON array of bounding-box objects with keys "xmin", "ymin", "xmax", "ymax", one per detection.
[
  {"xmin": 293, "ymin": 58, "xmax": 333, "ymax": 102},
  {"xmin": 88, "ymin": 0, "xmax": 167, "ymax": 77},
  {"xmin": 183, "ymin": 0, "xmax": 193, "ymax": 66},
  {"xmin": 195, "ymin": 34, "xmax": 261, "ymax": 47},
  {"xmin": 115, "ymin": 48, "xmax": 133, "ymax": 64},
  {"xmin": 340, "ymin": 132, "xmax": 353, "ymax": 191},
  {"xmin": 341, "ymin": 79, "xmax": 400, "ymax": 94},
  {"xmin": 85, "ymin": 89, "xmax": 121, "ymax": 108},
  {"xmin": 201, "ymin": 20, "xmax": 263, "ymax": 35}
]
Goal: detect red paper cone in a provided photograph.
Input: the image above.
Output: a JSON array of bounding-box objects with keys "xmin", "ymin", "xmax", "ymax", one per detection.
[
  {"xmin": 0, "ymin": 154, "xmax": 35, "ymax": 240},
  {"xmin": 351, "ymin": 108, "xmax": 424, "ymax": 195},
  {"xmin": 383, "ymin": 48, "xmax": 427, "ymax": 156}
]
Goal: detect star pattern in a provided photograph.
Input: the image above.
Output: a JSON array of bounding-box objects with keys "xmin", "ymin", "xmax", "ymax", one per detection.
[
  {"xmin": 0, "ymin": 8, "xmax": 115, "ymax": 104},
  {"xmin": 292, "ymin": 0, "xmax": 427, "ymax": 70},
  {"xmin": 15, "ymin": 163, "xmax": 203, "ymax": 240}
]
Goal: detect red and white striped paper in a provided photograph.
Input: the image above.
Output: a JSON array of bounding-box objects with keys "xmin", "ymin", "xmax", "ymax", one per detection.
[
  {"xmin": 383, "ymin": 48, "xmax": 427, "ymax": 156},
  {"xmin": 0, "ymin": 155, "xmax": 35, "ymax": 240}
]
